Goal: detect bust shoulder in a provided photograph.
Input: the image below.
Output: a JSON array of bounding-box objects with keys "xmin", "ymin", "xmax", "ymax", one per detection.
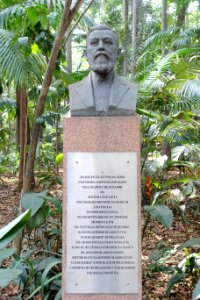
[
  {"xmin": 116, "ymin": 75, "xmax": 137, "ymax": 90},
  {"xmin": 68, "ymin": 76, "xmax": 89, "ymax": 92}
]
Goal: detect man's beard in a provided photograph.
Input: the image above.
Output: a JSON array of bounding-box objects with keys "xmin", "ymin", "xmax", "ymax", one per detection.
[
  {"xmin": 90, "ymin": 56, "xmax": 114, "ymax": 75},
  {"xmin": 91, "ymin": 62, "xmax": 113, "ymax": 74}
]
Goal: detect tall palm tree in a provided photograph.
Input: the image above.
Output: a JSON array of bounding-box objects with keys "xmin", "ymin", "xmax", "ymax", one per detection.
[{"xmin": 0, "ymin": 26, "xmax": 45, "ymax": 188}]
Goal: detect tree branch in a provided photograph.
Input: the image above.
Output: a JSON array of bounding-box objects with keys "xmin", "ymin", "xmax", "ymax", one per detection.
[
  {"xmin": 62, "ymin": 0, "xmax": 72, "ymax": 25},
  {"xmin": 64, "ymin": 0, "xmax": 96, "ymax": 48},
  {"xmin": 70, "ymin": 0, "xmax": 85, "ymax": 16},
  {"xmin": 23, "ymin": 0, "xmax": 88, "ymax": 192}
]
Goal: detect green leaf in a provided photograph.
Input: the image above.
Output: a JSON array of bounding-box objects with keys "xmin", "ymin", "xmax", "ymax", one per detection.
[
  {"xmin": 178, "ymin": 238, "xmax": 200, "ymax": 251},
  {"xmin": 26, "ymin": 203, "xmax": 49, "ymax": 230},
  {"xmin": 172, "ymin": 146, "xmax": 185, "ymax": 161},
  {"xmin": 192, "ymin": 280, "xmax": 200, "ymax": 300},
  {"xmin": 144, "ymin": 205, "xmax": 173, "ymax": 228},
  {"xmin": 27, "ymin": 273, "xmax": 61, "ymax": 299},
  {"xmin": 26, "ymin": 7, "xmax": 39, "ymax": 26},
  {"xmin": 0, "ymin": 248, "xmax": 15, "ymax": 264},
  {"xmin": 54, "ymin": 288, "xmax": 61, "ymax": 300},
  {"xmin": 0, "ymin": 29, "xmax": 45, "ymax": 87},
  {"xmin": 56, "ymin": 153, "xmax": 63, "ymax": 165},
  {"xmin": 0, "ymin": 209, "xmax": 31, "ymax": 249},
  {"xmin": 21, "ymin": 190, "xmax": 48, "ymax": 216},
  {"xmin": 0, "ymin": 268, "xmax": 22, "ymax": 288},
  {"xmin": 166, "ymin": 273, "xmax": 186, "ymax": 297},
  {"xmin": 40, "ymin": 14, "xmax": 48, "ymax": 29},
  {"xmin": 37, "ymin": 256, "xmax": 60, "ymax": 272},
  {"xmin": 41, "ymin": 258, "xmax": 61, "ymax": 293},
  {"xmin": 46, "ymin": 196, "xmax": 62, "ymax": 213}
]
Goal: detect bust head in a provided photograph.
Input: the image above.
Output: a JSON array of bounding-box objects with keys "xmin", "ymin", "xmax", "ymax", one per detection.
[{"xmin": 85, "ymin": 24, "xmax": 120, "ymax": 75}]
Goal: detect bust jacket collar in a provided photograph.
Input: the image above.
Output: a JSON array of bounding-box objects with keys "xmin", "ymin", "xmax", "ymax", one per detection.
[{"xmin": 75, "ymin": 73, "xmax": 129, "ymax": 110}]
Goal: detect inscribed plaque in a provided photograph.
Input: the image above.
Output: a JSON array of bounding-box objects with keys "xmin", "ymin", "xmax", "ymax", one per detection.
[{"xmin": 66, "ymin": 152, "xmax": 138, "ymax": 294}]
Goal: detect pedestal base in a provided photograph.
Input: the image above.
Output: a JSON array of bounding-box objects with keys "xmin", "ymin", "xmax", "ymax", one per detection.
[{"xmin": 63, "ymin": 116, "xmax": 142, "ymax": 300}]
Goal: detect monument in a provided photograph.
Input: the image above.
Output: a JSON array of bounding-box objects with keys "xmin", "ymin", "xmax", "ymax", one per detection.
[
  {"xmin": 63, "ymin": 25, "xmax": 141, "ymax": 300},
  {"xmin": 69, "ymin": 25, "xmax": 137, "ymax": 116}
]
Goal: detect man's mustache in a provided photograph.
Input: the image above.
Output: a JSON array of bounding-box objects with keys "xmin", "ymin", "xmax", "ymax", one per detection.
[{"xmin": 94, "ymin": 52, "xmax": 110, "ymax": 60}]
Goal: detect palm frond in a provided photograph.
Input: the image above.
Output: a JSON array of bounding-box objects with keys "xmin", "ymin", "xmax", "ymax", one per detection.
[
  {"xmin": 144, "ymin": 27, "xmax": 180, "ymax": 49},
  {"xmin": 0, "ymin": 0, "xmax": 66, "ymax": 28},
  {"xmin": 143, "ymin": 48, "xmax": 200, "ymax": 88},
  {"xmin": 182, "ymin": 79, "xmax": 200, "ymax": 99},
  {"xmin": 40, "ymin": 0, "xmax": 65, "ymax": 12},
  {"xmin": 172, "ymin": 28, "xmax": 200, "ymax": 48},
  {"xmin": 0, "ymin": 5, "xmax": 20, "ymax": 28},
  {"xmin": 0, "ymin": 29, "xmax": 45, "ymax": 87},
  {"xmin": 77, "ymin": 13, "xmax": 96, "ymax": 32},
  {"xmin": 0, "ymin": 98, "xmax": 17, "ymax": 111},
  {"xmin": 166, "ymin": 97, "xmax": 200, "ymax": 112},
  {"xmin": 0, "ymin": 0, "xmax": 24, "ymax": 9},
  {"xmin": 144, "ymin": 27, "xmax": 200, "ymax": 52}
]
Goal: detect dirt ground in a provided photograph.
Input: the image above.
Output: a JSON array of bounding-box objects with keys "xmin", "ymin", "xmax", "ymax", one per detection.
[{"xmin": 0, "ymin": 174, "xmax": 199, "ymax": 299}]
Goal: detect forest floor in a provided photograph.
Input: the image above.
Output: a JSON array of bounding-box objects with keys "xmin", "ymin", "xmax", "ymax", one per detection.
[{"xmin": 0, "ymin": 174, "xmax": 199, "ymax": 299}]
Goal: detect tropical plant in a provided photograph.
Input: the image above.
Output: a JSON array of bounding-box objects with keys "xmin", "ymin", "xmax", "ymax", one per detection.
[
  {"xmin": 166, "ymin": 238, "xmax": 200, "ymax": 298},
  {"xmin": 0, "ymin": 190, "xmax": 62, "ymax": 298},
  {"xmin": 0, "ymin": 209, "xmax": 31, "ymax": 287}
]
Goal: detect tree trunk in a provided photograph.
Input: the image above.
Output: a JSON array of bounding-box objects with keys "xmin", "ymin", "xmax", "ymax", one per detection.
[
  {"xmin": 16, "ymin": 90, "xmax": 20, "ymax": 146},
  {"xmin": 162, "ymin": 0, "xmax": 167, "ymax": 30},
  {"xmin": 16, "ymin": 88, "xmax": 28, "ymax": 190},
  {"xmin": 65, "ymin": 30, "xmax": 72, "ymax": 74},
  {"xmin": 176, "ymin": 0, "xmax": 190, "ymax": 28},
  {"xmin": 132, "ymin": 0, "xmax": 137, "ymax": 48},
  {"xmin": 22, "ymin": 0, "xmax": 87, "ymax": 193},
  {"xmin": 132, "ymin": 0, "xmax": 142, "ymax": 75},
  {"xmin": 56, "ymin": 102, "xmax": 59, "ymax": 174},
  {"xmin": 123, "ymin": 0, "xmax": 129, "ymax": 75}
]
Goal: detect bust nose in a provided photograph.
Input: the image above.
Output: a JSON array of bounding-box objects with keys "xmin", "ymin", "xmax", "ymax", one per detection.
[{"xmin": 97, "ymin": 40, "xmax": 105, "ymax": 51}]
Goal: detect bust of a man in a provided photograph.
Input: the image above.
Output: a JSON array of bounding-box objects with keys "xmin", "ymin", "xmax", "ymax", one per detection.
[{"xmin": 69, "ymin": 24, "xmax": 137, "ymax": 117}]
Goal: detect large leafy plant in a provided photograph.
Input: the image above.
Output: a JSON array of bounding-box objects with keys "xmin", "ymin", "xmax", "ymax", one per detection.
[{"xmin": 0, "ymin": 191, "xmax": 62, "ymax": 299}]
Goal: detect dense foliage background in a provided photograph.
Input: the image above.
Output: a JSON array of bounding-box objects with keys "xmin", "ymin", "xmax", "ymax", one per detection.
[{"xmin": 0, "ymin": 0, "xmax": 199, "ymax": 299}]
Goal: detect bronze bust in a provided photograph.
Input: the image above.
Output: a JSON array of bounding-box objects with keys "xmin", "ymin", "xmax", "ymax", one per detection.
[{"xmin": 69, "ymin": 25, "xmax": 137, "ymax": 117}]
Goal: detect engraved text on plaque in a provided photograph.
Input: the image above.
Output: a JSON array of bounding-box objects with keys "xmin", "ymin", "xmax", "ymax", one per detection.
[{"xmin": 66, "ymin": 152, "xmax": 138, "ymax": 294}]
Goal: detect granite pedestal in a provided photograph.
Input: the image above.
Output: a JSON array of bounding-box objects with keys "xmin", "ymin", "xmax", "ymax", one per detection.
[{"xmin": 63, "ymin": 116, "xmax": 141, "ymax": 300}]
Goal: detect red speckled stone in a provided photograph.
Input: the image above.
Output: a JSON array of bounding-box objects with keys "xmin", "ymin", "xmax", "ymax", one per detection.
[{"xmin": 63, "ymin": 116, "xmax": 142, "ymax": 300}]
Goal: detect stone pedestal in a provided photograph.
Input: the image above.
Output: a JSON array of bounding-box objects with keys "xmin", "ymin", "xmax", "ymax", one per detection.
[{"xmin": 63, "ymin": 116, "xmax": 141, "ymax": 300}]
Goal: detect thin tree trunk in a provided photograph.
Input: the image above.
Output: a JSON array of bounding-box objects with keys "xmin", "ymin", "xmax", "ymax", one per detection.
[
  {"xmin": 161, "ymin": 0, "xmax": 168, "ymax": 55},
  {"xmin": 162, "ymin": 0, "xmax": 167, "ymax": 30},
  {"xmin": 132, "ymin": 0, "xmax": 137, "ymax": 48},
  {"xmin": 63, "ymin": 0, "xmax": 95, "ymax": 48},
  {"xmin": 16, "ymin": 90, "xmax": 20, "ymax": 146},
  {"xmin": 23, "ymin": 0, "xmax": 88, "ymax": 193},
  {"xmin": 176, "ymin": 0, "xmax": 190, "ymax": 28},
  {"xmin": 131, "ymin": 0, "xmax": 138, "ymax": 75},
  {"xmin": 56, "ymin": 103, "xmax": 59, "ymax": 174},
  {"xmin": 65, "ymin": 30, "xmax": 72, "ymax": 74},
  {"xmin": 16, "ymin": 88, "xmax": 28, "ymax": 190},
  {"xmin": 123, "ymin": 0, "xmax": 129, "ymax": 75}
]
